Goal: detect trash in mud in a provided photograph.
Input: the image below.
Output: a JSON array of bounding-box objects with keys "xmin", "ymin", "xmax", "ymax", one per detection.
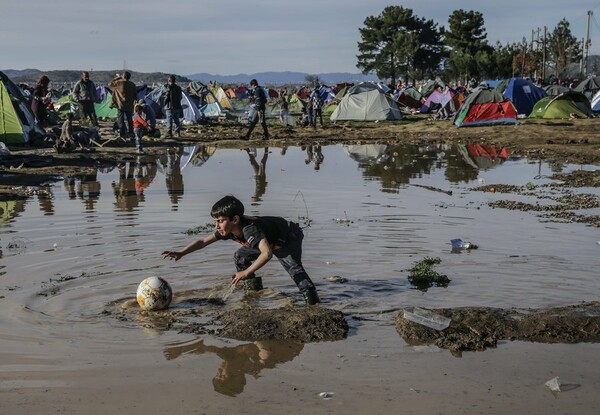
[
  {"xmin": 403, "ymin": 307, "xmax": 451, "ymax": 330},
  {"xmin": 318, "ymin": 392, "xmax": 335, "ymax": 399},
  {"xmin": 406, "ymin": 257, "xmax": 450, "ymax": 290},
  {"xmin": 545, "ymin": 376, "xmax": 561, "ymax": 396},
  {"xmin": 334, "ymin": 211, "xmax": 353, "ymax": 225},
  {"xmin": 6, "ymin": 237, "xmax": 30, "ymax": 253},
  {"xmin": 326, "ymin": 275, "xmax": 348, "ymax": 284},
  {"xmin": 450, "ymin": 238, "xmax": 478, "ymax": 252}
]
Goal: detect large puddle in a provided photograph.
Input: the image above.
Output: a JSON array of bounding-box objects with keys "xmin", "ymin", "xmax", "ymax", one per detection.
[{"xmin": 1, "ymin": 143, "xmax": 599, "ymax": 403}]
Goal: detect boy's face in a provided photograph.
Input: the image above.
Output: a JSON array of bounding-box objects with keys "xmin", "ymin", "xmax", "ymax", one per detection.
[{"xmin": 213, "ymin": 215, "xmax": 240, "ymax": 236}]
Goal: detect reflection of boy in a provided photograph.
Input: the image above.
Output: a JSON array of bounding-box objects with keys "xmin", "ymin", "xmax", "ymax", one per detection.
[{"xmin": 162, "ymin": 195, "xmax": 320, "ymax": 304}]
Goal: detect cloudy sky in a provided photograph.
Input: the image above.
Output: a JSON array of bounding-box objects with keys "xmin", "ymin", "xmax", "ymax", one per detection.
[{"xmin": 2, "ymin": 0, "xmax": 599, "ymax": 76}]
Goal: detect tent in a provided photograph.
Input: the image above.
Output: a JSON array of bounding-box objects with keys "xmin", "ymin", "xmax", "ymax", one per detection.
[
  {"xmin": 213, "ymin": 87, "xmax": 233, "ymax": 110},
  {"xmin": 94, "ymin": 91, "xmax": 118, "ymax": 119},
  {"xmin": 592, "ymin": 89, "xmax": 600, "ymax": 112},
  {"xmin": 0, "ymin": 71, "xmax": 45, "ymax": 144},
  {"xmin": 574, "ymin": 76, "xmax": 600, "ymax": 100},
  {"xmin": 145, "ymin": 85, "xmax": 203, "ymax": 123},
  {"xmin": 543, "ymin": 84, "xmax": 570, "ymax": 96},
  {"xmin": 529, "ymin": 91, "xmax": 594, "ymax": 119},
  {"xmin": 497, "ymin": 77, "xmax": 546, "ymax": 116},
  {"xmin": 420, "ymin": 89, "xmax": 455, "ymax": 114},
  {"xmin": 453, "ymin": 87, "xmax": 518, "ymax": 127},
  {"xmin": 330, "ymin": 83, "xmax": 403, "ymax": 122}
]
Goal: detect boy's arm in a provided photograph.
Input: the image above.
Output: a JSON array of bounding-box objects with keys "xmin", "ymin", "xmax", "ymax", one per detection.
[
  {"xmin": 231, "ymin": 238, "xmax": 272, "ymax": 286},
  {"xmin": 162, "ymin": 233, "xmax": 217, "ymax": 261}
]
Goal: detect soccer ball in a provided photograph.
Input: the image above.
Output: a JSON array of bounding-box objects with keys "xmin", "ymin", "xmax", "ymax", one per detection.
[{"xmin": 136, "ymin": 276, "xmax": 173, "ymax": 311}]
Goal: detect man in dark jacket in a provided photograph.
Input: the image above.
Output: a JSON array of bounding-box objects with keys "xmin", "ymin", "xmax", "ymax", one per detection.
[
  {"xmin": 243, "ymin": 79, "xmax": 269, "ymax": 140},
  {"xmin": 163, "ymin": 75, "xmax": 183, "ymax": 138}
]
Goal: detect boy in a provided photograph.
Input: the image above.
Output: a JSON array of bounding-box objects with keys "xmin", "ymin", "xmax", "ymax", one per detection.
[
  {"xmin": 162, "ymin": 195, "xmax": 320, "ymax": 305},
  {"xmin": 132, "ymin": 104, "xmax": 148, "ymax": 154}
]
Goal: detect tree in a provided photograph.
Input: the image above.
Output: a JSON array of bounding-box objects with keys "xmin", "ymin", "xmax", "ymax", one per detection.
[
  {"xmin": 305, "ymin": 75, "xmax": 320, "ymax": 86},
  {"xmin": 356, "ymin": 6, "xmax": 444, "ymax": 85},
  {"xmin": 489, "ymin": 42, "xmax": 521, "ymax": 79},
  {"xmin": 445, "ymin": 9, "xmax": 493, "ymax": 82},
  {"xmin": 547, "ymin": 18, "xmax": 582, "ymax": 78}
]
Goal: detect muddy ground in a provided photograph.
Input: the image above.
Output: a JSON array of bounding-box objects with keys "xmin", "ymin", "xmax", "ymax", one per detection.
[
  {"xmin": 5, "ymin": 115, "xmax": 600, "ymax": 348},
  {"xmin": 396, "ymin": 302, "xmax": 600, "ymax": 354}
]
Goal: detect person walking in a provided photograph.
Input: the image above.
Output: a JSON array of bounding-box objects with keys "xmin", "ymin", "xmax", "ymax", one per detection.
[
  {"xmin": 72, "ymin": 71, "xmax": 99, "ymax": 127},
  {"xmin": 109, "ymin": 71, "xmax": 137, "ymax": 139},
  {"xmin": 163, "ymin": 75, "xmax": 183, "ymax": 138},
  {"xmin": 243, "ymin": 79, "xmax": 269, "ymax": 140}
]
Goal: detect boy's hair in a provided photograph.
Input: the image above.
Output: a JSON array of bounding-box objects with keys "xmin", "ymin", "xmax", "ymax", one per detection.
[{"xmin": 211, "ymin": 195, "xmax": 244, "ymax": 219}]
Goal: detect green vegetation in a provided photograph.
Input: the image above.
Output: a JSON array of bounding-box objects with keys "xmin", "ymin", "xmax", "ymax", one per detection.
[
  {"xmin": 407, "ymin": 257, "xmax": 451, "ymax": 290},
  {"xmin": 357, "ymin": 6, "xmax": 585, "ymax": 83}
]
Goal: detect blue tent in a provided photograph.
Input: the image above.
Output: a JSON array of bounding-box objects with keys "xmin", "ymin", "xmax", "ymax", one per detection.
[{"xmin": 497, "ymin": 78, "xmax": 546, "ymax": 116}]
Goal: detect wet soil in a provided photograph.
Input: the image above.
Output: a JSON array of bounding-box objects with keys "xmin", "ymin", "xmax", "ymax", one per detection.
[
  {"xmin": 7, "ymin": 115, "xmax": 600, "ymax": 348},
  {"xmin": 396, "ymin": 302, "xmax": 600, "ymax": 354}
]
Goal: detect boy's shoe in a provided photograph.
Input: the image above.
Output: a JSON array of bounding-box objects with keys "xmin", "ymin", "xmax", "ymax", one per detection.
[
  {"xmin": 136, "ymin": 147, "xmax": 145, "ymax": 154},
  {"xmin": 243, "ymin": 276, "xmax": 263, "ymax": 291},
  {"xmin": 302, "ymin": 288, "xmax": 320, "ymax": 305}
]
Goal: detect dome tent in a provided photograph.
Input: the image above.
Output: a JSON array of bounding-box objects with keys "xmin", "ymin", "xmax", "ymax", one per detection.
[{"xmin": 330, "ymin": 83, "xmax": 402, "ymax": 122}]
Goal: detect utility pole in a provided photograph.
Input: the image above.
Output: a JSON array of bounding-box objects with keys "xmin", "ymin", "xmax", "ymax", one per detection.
[
  {"xmin": 542, "ymin": 26, "xmax": 547, "ymax": 81},
  {"xmin": 583, "ymin": 11, "xmax": 592, "ymax": 76}
]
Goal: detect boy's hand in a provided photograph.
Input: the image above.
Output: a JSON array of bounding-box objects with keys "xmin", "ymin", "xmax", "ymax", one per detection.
[
  {"xmin": 231, "ymin": 271, "xmax": 249, "ymax": 286},
  {"xmin": 162, "ymin": 251, "xmax": 183, "ymax": 261}
]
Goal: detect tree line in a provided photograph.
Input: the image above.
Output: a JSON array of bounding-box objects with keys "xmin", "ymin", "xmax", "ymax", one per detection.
[{"xmin": 356, "ymin": 6, "xmax": 590, "ymax": 86}]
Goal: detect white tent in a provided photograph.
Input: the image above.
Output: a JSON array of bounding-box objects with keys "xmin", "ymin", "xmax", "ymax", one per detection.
[{"xmin": 330, "ymin": 83, "xmax": 403, "ymax": 122}]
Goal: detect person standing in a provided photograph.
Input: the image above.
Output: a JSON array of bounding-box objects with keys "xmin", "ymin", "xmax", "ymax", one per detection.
[
  {"xmin": 72, "ymin": 71, "xmax": 99, "ymax": 127},
  {"xmin": 31, "ymin": 75, "xmax": 50, "ymax": 127},
  {"xmin": 243, "ymin": 79, "xmax": 269, "ymax": 140},
  {"xmin": 163, "ymin": 75, "xmax": 183, "ymax": 138},
  {"xmin": 109, "ymin": 71, "xmax": 137, "ymax": 139},
  {"xmin": 311, "ymin": 86, "xmax": 324, "ymax": 128}
]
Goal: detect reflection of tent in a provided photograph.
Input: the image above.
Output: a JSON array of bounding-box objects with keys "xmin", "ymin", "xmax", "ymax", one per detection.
[
  {"xmin": 343, "ymin": 144, "xmax": 388, "ymax": 162},
  {"xmin": 330, "ymin": 83, "xmax": 403, "ymax": 122},
  {"xmin": 497, "ymin": 77, "xmax": 546, "ymax": 116},
  {"xmin": 0, "ymin": 71, "xmax": 46, "ymax": 144},
  {"xmin": 454, "ymin": 87, "xmax": 518, "ymax": 127},
  {"xmin": 457, "ymin": 144, "xmax": 511, "ymax": 170},
  {"xmin": 529, "ymin": 91, "xmax": 593, "ymax": 119}
]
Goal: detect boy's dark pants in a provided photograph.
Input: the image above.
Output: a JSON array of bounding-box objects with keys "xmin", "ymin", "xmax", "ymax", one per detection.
[{"xmin": 233, "ymin": 225, "xmax": 320, "ymax": 304}]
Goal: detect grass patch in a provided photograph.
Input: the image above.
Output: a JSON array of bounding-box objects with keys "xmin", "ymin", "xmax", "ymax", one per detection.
[{"xmin": 407, "ymin": 257, "xmax": 450, "ymax": 291}]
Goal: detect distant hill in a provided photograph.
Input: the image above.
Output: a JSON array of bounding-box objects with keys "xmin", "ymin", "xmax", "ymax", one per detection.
[
  {"xmin": 186, "ymin": 71, "xmax": 380, "ymax": 85},
  {"xmin": 0, "ymin": 69, "xmax": 191, "ymax": 85}
]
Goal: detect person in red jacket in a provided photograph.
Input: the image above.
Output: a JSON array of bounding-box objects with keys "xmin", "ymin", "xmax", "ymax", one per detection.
[{"xmin": 132, "ymin": 104, "xmax": 149, "ymax": 154}]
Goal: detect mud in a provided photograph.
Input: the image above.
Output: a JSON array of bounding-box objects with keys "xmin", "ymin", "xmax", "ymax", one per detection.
[
  {"xmin": 396, "ymin": 302, "xmax": 600, "ymax": 354},
  {"xmin": 105, "ymin": 292, "xmax": 348, "ymax": 343},
  {"xmin": 471, "ymin": 169, "xmax": 600, "ymax": 227}
]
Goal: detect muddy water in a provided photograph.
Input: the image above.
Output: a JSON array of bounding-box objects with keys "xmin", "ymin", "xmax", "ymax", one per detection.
[{"xmin": 1, "ymin": 144, "xmax": 599, "ymax": 414}]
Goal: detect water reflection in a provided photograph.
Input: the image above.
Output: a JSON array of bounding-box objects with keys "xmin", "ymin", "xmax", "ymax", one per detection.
[
  {"xmin": 164, "ymin": 339, "xmax": 303, "ymax": 397},
  {"xmin": 159, "ymin": 149, "xmax": 184, "ymax": 210},
  {"xmin": 0, "ymin": 198, "xmax": 26, "ymax": 223},
  {"xmin": 245, "ymin": 147, "xmax": 268, "ymax": 204},
  {"xmin": 111, "ymin": 157, "xmax": 157, "ymax": 211},
  {"xmin": 303, "ymin": 144, "xmax": 324, "ymax": 170},
  {"xmin": 64, "ymin": 171, "xmax": 101, "ymax": 211},
  {"xmin": 344, "ymin": 143, "xmax": 512, "ymax": 191}
]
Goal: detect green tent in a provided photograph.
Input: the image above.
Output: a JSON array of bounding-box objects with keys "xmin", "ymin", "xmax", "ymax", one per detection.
[
  {"xmin": 0, "ymin": 80, "xmax": 24, "ymax": 144},
  {"xmin": 528, "ymin": 91, "xmax": 593, "ymax": 119},
  {"xmin": 94, "ymin": 92, "xmax": 118, "ymax": 119}
]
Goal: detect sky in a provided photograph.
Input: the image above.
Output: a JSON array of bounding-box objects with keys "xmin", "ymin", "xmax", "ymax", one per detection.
[{"xmin": 2, "ymin": 0, "xmax": 600, "ymax": 76}]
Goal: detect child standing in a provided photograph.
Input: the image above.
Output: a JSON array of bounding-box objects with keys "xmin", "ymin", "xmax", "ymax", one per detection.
[{"xmin": 162, "ymin": 195, "xmax": 320, "ymax": 305}]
